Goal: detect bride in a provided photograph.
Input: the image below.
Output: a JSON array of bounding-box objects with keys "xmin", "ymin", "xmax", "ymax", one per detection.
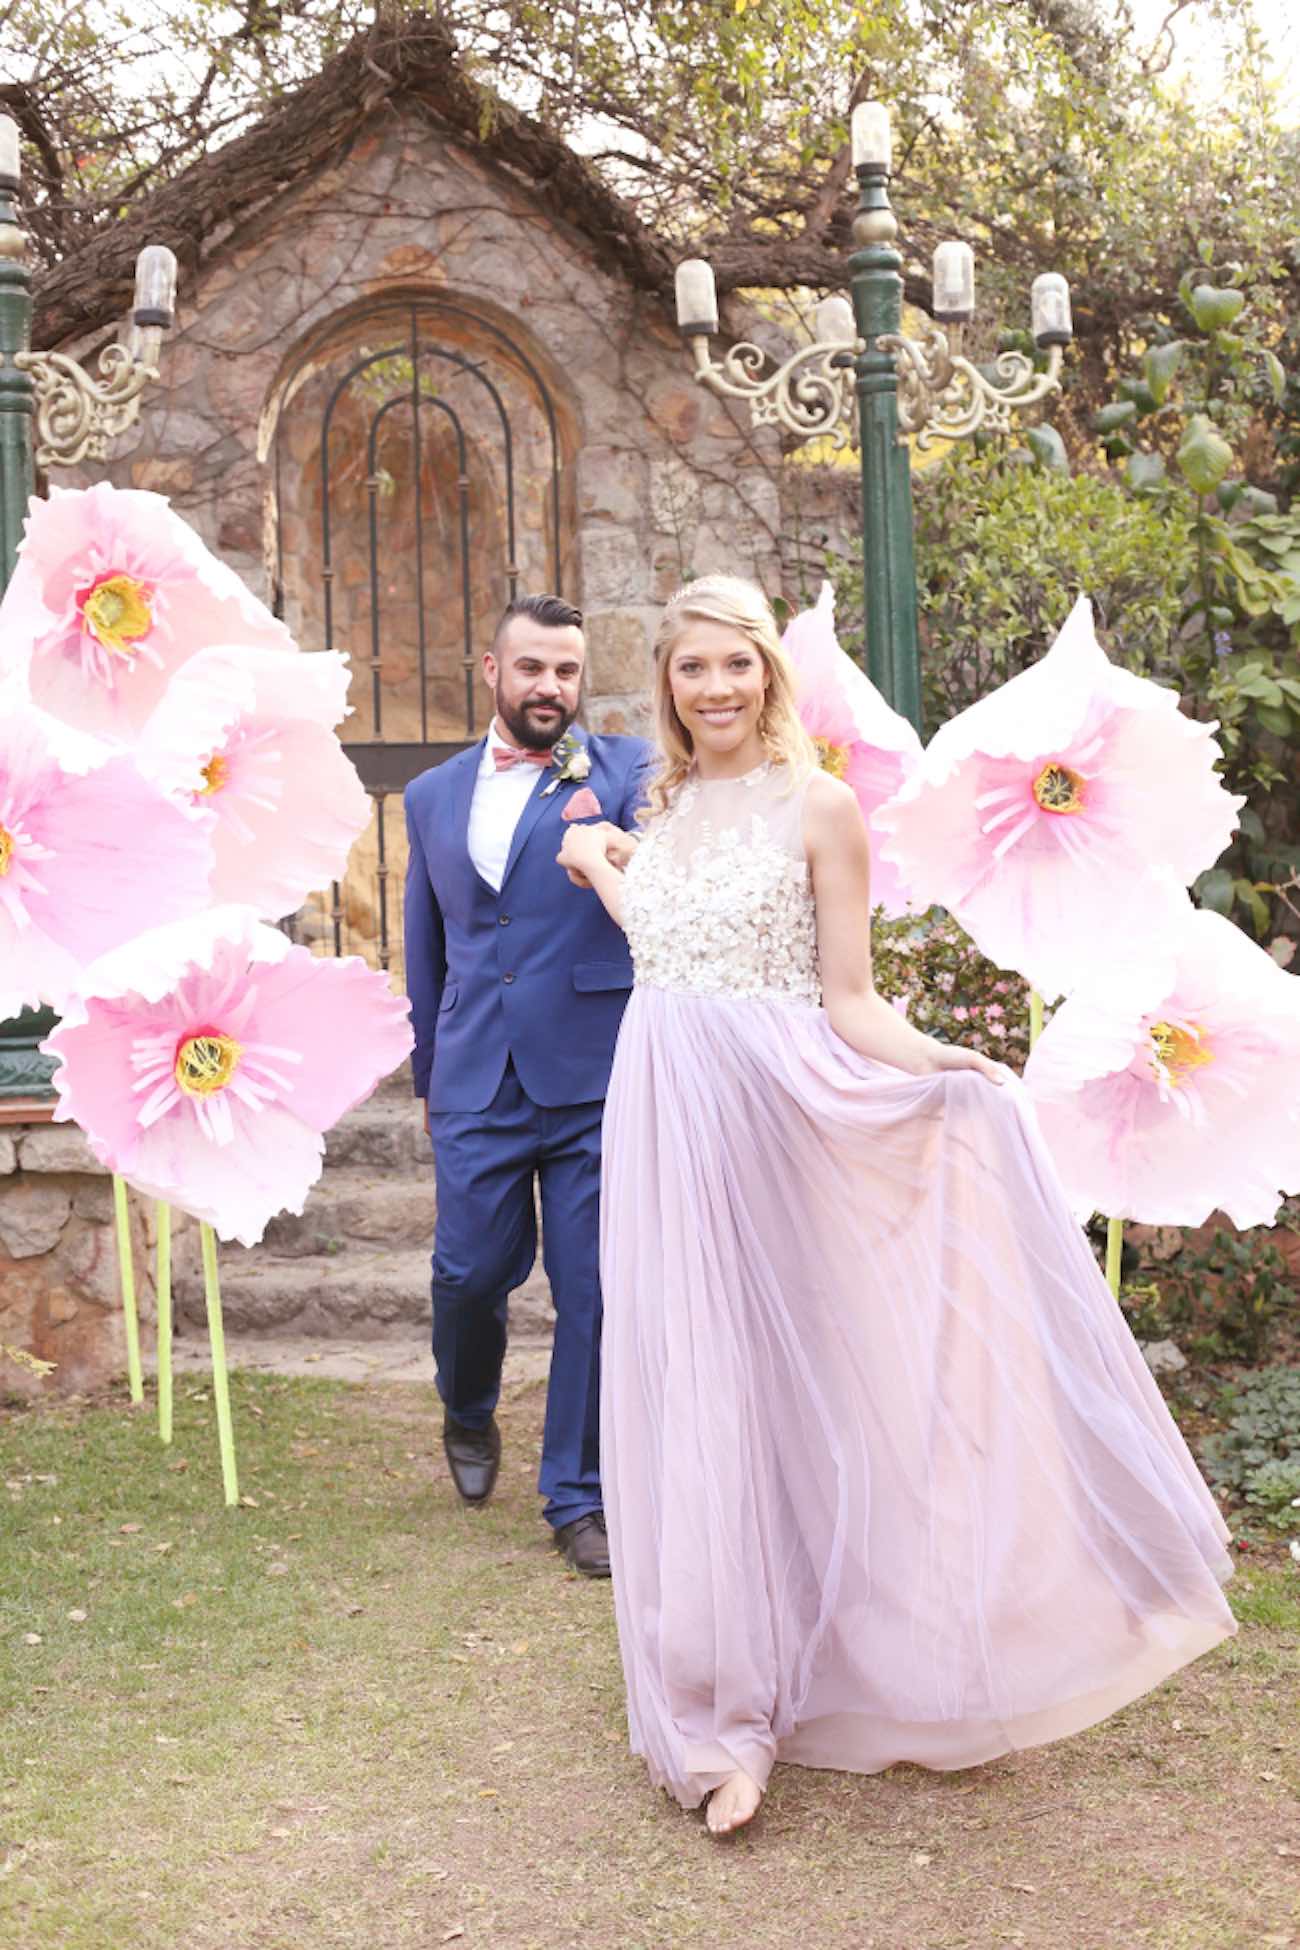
[{"xmin": 556, "ymin": 575, "xmax": 1234, "ymax": 1838}]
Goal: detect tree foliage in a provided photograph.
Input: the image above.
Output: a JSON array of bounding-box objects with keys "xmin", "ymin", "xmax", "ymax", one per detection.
[{"xmin": 6, "ymin": 0, "xmax": 1300, "ymax": 398}]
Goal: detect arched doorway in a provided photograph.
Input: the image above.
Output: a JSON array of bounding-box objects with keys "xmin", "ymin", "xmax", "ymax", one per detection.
[{"xmin": 266, "ymin": 292, "xmax": 578, "ymax": 988}]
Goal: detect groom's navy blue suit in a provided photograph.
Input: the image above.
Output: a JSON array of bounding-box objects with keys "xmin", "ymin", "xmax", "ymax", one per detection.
[{"xmin": 403, "ymin": 728, "xmax": 652, "ymax": 1527}]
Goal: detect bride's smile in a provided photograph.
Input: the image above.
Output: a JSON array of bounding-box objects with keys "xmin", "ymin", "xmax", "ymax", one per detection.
[{"xmin": 667, "ymin": 619, "xmax": 770, "ymax": 771}]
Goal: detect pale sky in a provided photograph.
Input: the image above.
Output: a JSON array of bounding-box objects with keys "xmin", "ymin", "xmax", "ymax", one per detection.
[{"xmin": 1127, "ymin": 0, "xmax": 1300, "ymax": 114}]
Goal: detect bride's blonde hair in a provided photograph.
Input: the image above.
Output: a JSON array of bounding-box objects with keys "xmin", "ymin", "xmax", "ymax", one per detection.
[{"xmin": 644, "ymin": 575, "xmax": 817, "ymax": 820}]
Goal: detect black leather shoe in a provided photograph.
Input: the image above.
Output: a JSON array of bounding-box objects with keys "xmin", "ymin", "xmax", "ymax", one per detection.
[
  {"xmin": 442, "ymin": 1413, "xmax": 501, "ymax": 1505},
  {"xmin": 553, "ymin": 1511, "xmax": 611, "ymax": 1578}
]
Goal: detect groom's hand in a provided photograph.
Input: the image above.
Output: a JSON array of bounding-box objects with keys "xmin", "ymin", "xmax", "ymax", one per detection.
[
  {"xmin": 558, "ymin": 821, "xmax": 637, "ymax": 887},
  {"xmin": 422, "ymin": 1098, "xmax": 430, "ymax": 1137}
]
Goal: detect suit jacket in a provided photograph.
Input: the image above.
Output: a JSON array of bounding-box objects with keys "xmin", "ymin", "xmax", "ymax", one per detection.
[{"xmin": 403, "ymin": 729, "xmax": 653, "ymax": 1111}]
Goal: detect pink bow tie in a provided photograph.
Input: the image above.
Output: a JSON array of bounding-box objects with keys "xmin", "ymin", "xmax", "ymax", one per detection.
[{"xmin": 493, "ymin": 745, "xmax": 553, "ymax": 771}]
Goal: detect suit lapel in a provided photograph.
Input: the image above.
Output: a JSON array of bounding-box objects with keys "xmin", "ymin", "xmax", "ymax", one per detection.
[
  {"xmin": 500, "ymin": 765, "xmax": 558, "ymax": 892},
  {"xmin": 500, "ymin": 729, "xmax": 589, "ymax": 891}
]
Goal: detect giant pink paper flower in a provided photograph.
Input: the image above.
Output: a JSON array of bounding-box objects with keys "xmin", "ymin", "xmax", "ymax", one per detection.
[
  {"xmin": 1024, "ymin": 907, "xmax": 1300, "ymax": 1228},
  {"xmin": 135, "ymin": 644, "xmax": 370, "ymax": 918},
  {"xmin": 2, "ymin": 484, "xmax": 293, "ymax": 741},
  {"xmin": 44, "ymin": 908, "xmax": 413, "ymax": 1246},
  {"xmin": 0, "ymin": 698, "xmax": 213, "ymax": 1019},
  {"xmin": 875, "ymin": 597, "xmax": 1245, "ymax": 997},
  {"xmin": 782, "ymin": 582, "xmax": 922, "ymax": 915}
]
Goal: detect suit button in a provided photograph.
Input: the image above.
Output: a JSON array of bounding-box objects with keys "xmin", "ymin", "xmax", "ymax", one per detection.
[
  {"xmin": 503, "ymin": 972, "xmax": 515, "ymax": 985},
  {"xmin": 498, "ymin": 914, "xmax": 511, "ymax": 926}
]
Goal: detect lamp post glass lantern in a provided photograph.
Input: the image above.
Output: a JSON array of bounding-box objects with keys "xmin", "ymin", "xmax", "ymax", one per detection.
[
  {"xmin": 674, "ymin": 99, "xmax": 1072, "ymax": 731},
  {"xmin": 0, "ymin": 113, "xmax": 177, "ymax": 1097}
]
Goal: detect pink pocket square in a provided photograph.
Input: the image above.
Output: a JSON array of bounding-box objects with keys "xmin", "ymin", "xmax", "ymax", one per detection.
[{"xmin": 562, "ymin": 787, "xmax": 603, "ymax": 821}]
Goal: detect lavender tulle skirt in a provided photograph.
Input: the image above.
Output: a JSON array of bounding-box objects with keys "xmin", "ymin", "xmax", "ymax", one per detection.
[{"xmin": 599, "ymin": 986, "xmax": 1235, "ymax": 1809}]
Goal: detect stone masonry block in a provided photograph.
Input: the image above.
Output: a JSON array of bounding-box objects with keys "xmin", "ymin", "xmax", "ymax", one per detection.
[
  {"xmin": 578, "ymin": 526, "xmax": 649, "ymax": 607},
  {"xmin": 0, "ymin": 1179, "xmax": 73, "ymax": 1259},
  {"xmin": 18, "ymin": 1126, "xmax": 108, "ymax": 1175},
  {"xmin": 0, "ymin": 1134, "xmax": 15, "ymax": 1175},
  {"xmin": 577, "ymin": 447, "xmax": 647, "ymax": 527},
  {"xmin": 584, "ymin": 607, "xmax": 656, "ymax": 698}
]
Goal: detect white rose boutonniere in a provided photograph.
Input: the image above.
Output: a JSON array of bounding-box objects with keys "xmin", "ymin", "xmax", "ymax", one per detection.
[{"xmin": 542, "ymin": 730, "xmax": 592, "ymax": 795}]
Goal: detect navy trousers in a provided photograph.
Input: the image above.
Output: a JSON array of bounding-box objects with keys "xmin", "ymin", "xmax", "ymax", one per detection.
[{"xmin": 429, "ymin": 1060, "xmax": 604, "ymax": 1529}]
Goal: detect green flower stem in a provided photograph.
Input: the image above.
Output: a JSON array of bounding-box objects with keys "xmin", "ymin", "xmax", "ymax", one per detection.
[
  {"xmin": 112, "ymin": 1175, "xmax": 144, "ymax": 1405},
  {"xmin": 1106, "ymin": 1216, "xmax": 1124, "ymax": 1298},
  {"xmin": 156, "ymin": 1201, "xmax": 173, "ymax": 1446},
  {"xmin": 200, "ymin": 1221, "xmax": 239, "ymax": 1508},
  {"xmin": 1029, "ymin": 989, "xmax": 1044, "ymax": 1048}
]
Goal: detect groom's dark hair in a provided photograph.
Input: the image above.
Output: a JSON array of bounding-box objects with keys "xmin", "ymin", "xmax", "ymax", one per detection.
[{"xmin": 493, "ymin": 593, "xmax": 583, "ymax": 654}]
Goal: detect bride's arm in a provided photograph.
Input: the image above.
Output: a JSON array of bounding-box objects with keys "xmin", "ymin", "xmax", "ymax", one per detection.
[
  {"xmin": 556, "ymin": 822, "xmax": 628, "ymax": 928},
  {"xmin": 804, "ymin": 773, "xmax": 1003, "ymax": 1084}
]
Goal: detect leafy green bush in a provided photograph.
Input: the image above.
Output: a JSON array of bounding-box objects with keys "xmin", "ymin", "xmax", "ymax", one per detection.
[
  {"xmin": 1085, "ymin": 270, "xmax": 1300, "ymax": 937},
  {"xmin": 871, "ymin": 907, "xmax": 1033, "ymax": 1066},
  {"xmin": 1243, "ymin": 1457, "xmax": 1300, "ymax": 1526},
  {"xmin": 1125, "ymin": 1226, "xmax": 1297, "ymax": 1365},
  {"xmin": 831, "ymin": 449, "xmax": 1194, "ymax": 737},
  {"xmin": 1202, "ymin": 1366, "xmax": 1300, "ymax": 1530}
]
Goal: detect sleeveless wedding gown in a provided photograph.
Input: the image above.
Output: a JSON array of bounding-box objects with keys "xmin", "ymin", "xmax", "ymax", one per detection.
[{"xmin": 599, "ymin": 761, "xmax": 1235, "ymax": 1810}]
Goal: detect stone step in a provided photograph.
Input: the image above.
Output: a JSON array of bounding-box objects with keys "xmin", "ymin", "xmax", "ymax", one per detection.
[
  {"xmin": 256, "ymin": 1166, "xmax": 434, "ymax": 1258},
  {"xmin": 368, "ymin": 1064, "xmax": 417, "ymax": 1106},
  {"xmin": 323, "ymin": 1097, "xmax": 427, "ymax": 1172},
  {"xmin": 174, "ymin": 1245, "xmax": 554, "ymax": 1341}
]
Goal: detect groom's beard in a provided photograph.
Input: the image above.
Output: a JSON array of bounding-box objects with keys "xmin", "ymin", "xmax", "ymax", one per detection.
[{"xmin": 494, "ymin": 692, "xmax": 579, "ymax": 752}]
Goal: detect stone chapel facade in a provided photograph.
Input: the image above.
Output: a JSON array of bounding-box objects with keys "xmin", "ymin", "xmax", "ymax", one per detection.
[
  {"xmin": 1, "ymin": 47, "xmax": 804, "ymax": 1393},
  {"xmin": 45, "ymin": 93, "xmax": 790, "ymax": 984}
]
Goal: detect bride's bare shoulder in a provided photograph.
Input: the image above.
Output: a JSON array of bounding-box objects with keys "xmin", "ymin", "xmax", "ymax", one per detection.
[
  {"xmin": 801, "ymin": 767, "xmax": 859, "ymax": 821},
  {"xmin": 801, "ymin": 768, "xmax": 868, "ymax": 860}
]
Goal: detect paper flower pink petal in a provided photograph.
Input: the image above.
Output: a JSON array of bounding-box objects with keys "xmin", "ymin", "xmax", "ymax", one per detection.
[
  {"xmin": 4, "ymin": 484, "xmax": 293, "ymax": 742},
  {"xmin": 0, "ymin": 700, "xmax": 213, "ymax": 1018},
  {"xmin": 135, "ymin": 644, "xmax": 368, "ymax": 918},
  {"xmin": 45, "ymin": 908, "xmax": 413, "ymax": 1246},
  {"xmin": 875, "ymin": 596, "xmax": 1245, "ymax": 996},
  {"xmin": 1024, "ymin": 907, "xmax": 1300, "ymax": 1228},
  {"xmin": 782, "ymin": 582, "xmax": 923, "ymax": 915}
]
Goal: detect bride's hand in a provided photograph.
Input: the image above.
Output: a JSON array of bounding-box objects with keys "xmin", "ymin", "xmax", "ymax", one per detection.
[
  {"xmin": 557, "ymin": 821, "xmax": 625, "ymax": 888},
  {"xmin": 925, "ymin": 1040, "xmax": 1006, "ymax": 1086}
]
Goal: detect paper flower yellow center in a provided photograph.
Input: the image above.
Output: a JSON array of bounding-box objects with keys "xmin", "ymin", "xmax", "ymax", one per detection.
[
  {"xmin": 174, "ymin": 1033, "xmax": 243, "ymax": 1097},
  {"xmin": 1032, "ymin": 763, "xmax": 1086, "ymax": 814},
  {"xmin": 0, "ymin": 826, "xmax": 11, "ymax": 878},
  {"xmin": 198, "ymin": 753, "xmax": 229, "ymax": 795},
  {"xmin": 81, "ymin": 575, "xmax": 152, "ymax": 658},
  {"xmin": 814, "ymin": 737, "xmax": 849, "ymax": 781},
  {"xmin": 1149, "ymin": 1020, "xmax": 1214, "ymax": 1087}
]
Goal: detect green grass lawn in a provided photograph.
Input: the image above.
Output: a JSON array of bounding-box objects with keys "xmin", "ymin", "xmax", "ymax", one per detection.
[{"xmin": 1, "ymin": 1372, "xmax": 1298, "ymax": 1950}]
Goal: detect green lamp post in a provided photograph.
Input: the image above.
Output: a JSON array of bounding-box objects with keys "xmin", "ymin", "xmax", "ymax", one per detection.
[
  {"xmin": 0, "ymin": 113, "xmax": 177, "ymax": 1101},
  {"xmin": 674, "ymin": 99, "xmax": 1074, "ymax": 732}
]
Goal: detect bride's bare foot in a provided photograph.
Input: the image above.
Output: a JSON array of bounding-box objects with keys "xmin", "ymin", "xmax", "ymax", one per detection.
[{"xmin": 706, "ymin": 1768, "xmax": 763, "ymax": 1836}]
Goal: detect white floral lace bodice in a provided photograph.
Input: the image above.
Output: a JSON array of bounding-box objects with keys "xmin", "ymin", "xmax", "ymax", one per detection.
[{"xmin": 622, "ymin": 763, "xmax": 821, "ymax": 1005}]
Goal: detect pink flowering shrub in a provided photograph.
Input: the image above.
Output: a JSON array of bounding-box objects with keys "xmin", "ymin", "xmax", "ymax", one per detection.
[{"xmin": 871, "ymin": 907, "xmax": 1035, "ymax": 1069}]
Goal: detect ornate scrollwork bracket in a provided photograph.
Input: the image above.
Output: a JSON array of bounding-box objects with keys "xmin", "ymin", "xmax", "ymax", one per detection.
[
  {"xmin": 687, "ymin": 332, "xmax": 860, "ymax": 450},
  {"xmin": 15, "ymin": 340, "xmax": 160, "ymax": 469},
  {"xmin": 688, "ymin": 326, "xmax": 1063, "ymax": 453},
  {"xmin": 880, "ymin": 330, "xmax": 1064, "ymax": 448}
]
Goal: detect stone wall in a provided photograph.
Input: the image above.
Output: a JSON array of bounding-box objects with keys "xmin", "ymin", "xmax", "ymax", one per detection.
[
  {"xmin": 54, "ymin": 108, "xmax": 785, "ymax": 985},
  {"xmin": 6, "ymin": 107, "xmax": 794, "ymax": 1388},
  {"xmin": 73, "ymin": 142, "xmax": 784, "ymax": 725},
  {"xmin": 0, "ymin": 1122, "xmax": 154, "ymax": 1402}
]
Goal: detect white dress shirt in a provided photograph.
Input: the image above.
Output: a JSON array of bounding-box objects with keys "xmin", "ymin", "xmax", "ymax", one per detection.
[{"xmin": 467, "ymin": 720, "xmax": 553, "ymax": 893}]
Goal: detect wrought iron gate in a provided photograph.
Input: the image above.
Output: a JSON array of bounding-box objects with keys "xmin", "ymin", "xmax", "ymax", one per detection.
[{"xmin": 270, "ymin": 296, "xmax": 565, "ymax": 987}]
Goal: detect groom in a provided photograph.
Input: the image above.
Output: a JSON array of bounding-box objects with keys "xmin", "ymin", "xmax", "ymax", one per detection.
[{"xmin": 403, "ymin": 594, "xmax": 651, "ymax": 1577}]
